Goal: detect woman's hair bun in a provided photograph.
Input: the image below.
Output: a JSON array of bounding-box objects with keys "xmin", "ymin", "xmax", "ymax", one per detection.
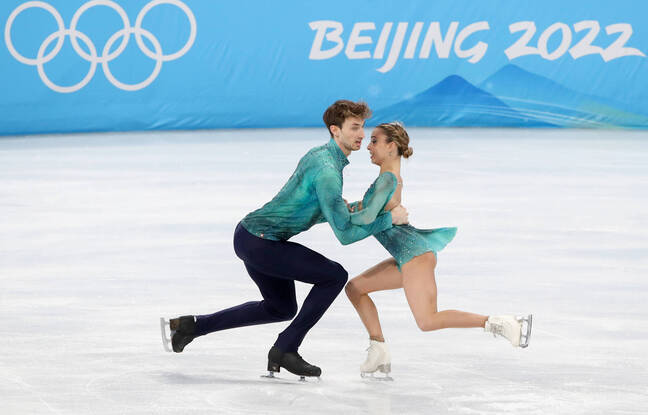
[{"xmin": 377, "ymin": 122, "xmax": 413, "ymax": 159}]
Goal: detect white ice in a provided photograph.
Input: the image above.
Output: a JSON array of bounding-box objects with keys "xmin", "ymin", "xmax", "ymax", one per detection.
[{"xmin": 1, "ymin": 128, "xmax": 647, "ymax": 414}]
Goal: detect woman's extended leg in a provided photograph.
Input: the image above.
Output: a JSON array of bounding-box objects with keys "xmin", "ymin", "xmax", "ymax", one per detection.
[
  {"xmin": 401, "ymin": 252, "xmax": 488, "ymax": 331},
  {"xmin": 345, "ymin": 258, "xmax": 402, "ymax": 341}
]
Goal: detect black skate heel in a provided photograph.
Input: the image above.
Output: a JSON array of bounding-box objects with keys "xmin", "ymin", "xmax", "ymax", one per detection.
[
  {"xmin": 169, "ymin": 315, "xmax": 196, "ymax": 353},
  {"xmin": 267, "ymin": 361, "xmax": 281, "ymax": 373},
  {"xmin": 264, "ymin": 345, "xmax": 283, "ymax": 378}
]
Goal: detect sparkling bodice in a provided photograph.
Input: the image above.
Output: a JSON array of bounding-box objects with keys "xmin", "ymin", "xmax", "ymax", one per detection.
[{"xmin": 351, "ymin": 172, "xmax": 457, "ymax": 270}]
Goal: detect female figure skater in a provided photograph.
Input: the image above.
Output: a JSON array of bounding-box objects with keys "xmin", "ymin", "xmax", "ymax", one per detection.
[{"xmin": 344, "ymin": 122, "xmax": 532, "ymax": 379}]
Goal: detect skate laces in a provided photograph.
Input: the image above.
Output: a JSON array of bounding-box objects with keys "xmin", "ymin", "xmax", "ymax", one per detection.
[
  {"xmin": 489, "ymin": 322, "xmax": 505, "ymax": 337},
  {"xmin": 292, "ymin": 352, "xmax": 314, "ymax": 367},
  {"xmin": 365, "ymin": 342, "xmax": 381, "ymax": 353}
]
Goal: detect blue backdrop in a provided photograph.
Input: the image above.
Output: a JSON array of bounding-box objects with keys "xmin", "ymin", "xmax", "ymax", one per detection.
[{"xmin": 2, "ymin": 0, "xmax": 647, "ymax": 135}]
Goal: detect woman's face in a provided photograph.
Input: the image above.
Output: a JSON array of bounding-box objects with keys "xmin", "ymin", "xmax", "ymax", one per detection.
[{"xmin": 367, "ymin": 128, "xmax": 395, "ymax": 165}]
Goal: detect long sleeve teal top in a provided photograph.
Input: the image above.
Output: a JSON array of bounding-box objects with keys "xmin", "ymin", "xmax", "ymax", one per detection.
[
  {"xmin": 351, "ymin": 171, "xmax": 457, "ymax": 270},
  {"xmin": 240, "ymin": 139, "xmax": 393, "ymax": 245}
]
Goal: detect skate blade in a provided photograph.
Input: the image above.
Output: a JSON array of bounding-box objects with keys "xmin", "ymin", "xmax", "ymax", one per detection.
[
  {"xmin": 361, "ymin": 371, "xmax": 394, "ymax": 382},
  {"xmin": 517, "ymin": 314, "xmax": 533, "ymax": 348},
  {"xmin": 361, "ymin": 373, "xmax": 394, "ymax": 381},
  {"xmin": 261, "ymin": 371, "xmax": 321, "ymax": 383},
  {"xmin": 159, "ymin": 317, "xmax": 172, "ymax": 353}
]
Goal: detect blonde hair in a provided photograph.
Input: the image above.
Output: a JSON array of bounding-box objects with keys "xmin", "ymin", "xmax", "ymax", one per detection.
[{"xmin": 376, "ymin": 122, "xmax": 413, "ymax": 158}]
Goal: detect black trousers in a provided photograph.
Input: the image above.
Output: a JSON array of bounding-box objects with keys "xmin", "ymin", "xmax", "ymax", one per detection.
[{"xmin": 194, "ymin": 223, "xmax": 348, "ymax": 352}]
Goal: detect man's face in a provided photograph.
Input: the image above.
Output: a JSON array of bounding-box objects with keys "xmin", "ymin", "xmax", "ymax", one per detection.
[{"xmin": 334, "ymin": 116, "xmax": 365, "ymax": 154}]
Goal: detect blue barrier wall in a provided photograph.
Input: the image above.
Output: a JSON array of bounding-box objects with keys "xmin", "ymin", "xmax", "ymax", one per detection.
[{"xmin": 2, "ymin": 0, "xmax": 647, "ymax": 135}]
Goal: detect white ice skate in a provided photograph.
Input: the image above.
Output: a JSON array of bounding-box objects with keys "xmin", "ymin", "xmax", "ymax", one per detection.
[
  {"xmin": 485, "ymin": 314, "xmax": 532, "ymax": 348},
  {"xmin": 360, "ymin": 340, "xmax": 393, "ymax": 381}
]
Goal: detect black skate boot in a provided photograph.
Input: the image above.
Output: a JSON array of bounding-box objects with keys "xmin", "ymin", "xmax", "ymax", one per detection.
[
  {"xmin": 169, "ymin": 315, "xmax": 196, "ymax": 353},
  {"xmin": 266, "ymin": 346, "xmax": 321, "ymax": 379}
]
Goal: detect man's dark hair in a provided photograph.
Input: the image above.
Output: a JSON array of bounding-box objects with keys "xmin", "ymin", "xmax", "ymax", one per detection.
[{"xmin": 322, "ymin": 100, "xmax": 372, "ymax": 138}]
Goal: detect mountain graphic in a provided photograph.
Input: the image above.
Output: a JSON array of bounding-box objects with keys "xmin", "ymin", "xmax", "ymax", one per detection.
[
  {"xmin": 371, "ymin": 75, "xmax": 555, "ymax": 127},
  {"xmin": 478, "ymin": 64, "xmax": 648, "ymax": 128}
]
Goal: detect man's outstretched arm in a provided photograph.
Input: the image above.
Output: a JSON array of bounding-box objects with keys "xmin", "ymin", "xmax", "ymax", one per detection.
[{"xmin": 314, "ymin": 169, "xmax": 395, "ymax": 245}]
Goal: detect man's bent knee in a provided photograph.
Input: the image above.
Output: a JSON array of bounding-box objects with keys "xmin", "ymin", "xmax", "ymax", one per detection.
[
  {"xmin": 331, "ymin": 262, "xmax": 348, "ymax": 287},
  {"xmin": 265, "ymin": 301, "xmax": 297, "ymax": 321}
]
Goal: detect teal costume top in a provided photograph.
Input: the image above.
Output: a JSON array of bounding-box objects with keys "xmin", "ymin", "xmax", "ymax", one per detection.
[
  {"xmin": 351, "ymin": 172, "xmax": 457, "ymax": 270},
  {"xmin": 241, "ymin": 139, "xmax": 393, "ymax": 244}
]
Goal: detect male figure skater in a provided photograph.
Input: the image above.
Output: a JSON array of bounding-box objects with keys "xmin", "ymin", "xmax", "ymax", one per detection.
[{"xmin": 163, "ymin": 100, "xmax": 409, "ymax": 379}]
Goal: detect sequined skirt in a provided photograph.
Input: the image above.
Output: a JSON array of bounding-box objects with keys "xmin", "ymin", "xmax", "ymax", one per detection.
[{"xmin": 374, "ymin": 225, "xmax": 457, "ymax": 271}]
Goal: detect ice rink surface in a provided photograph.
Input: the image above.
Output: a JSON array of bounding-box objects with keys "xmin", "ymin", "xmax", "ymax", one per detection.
[{"xmin": 1, "ymin": 128, "xmax": 647, "ymax": 414}]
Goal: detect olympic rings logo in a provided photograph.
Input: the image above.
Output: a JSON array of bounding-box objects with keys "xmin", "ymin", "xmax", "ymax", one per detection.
[{"xmin": 4, "ymin": 0, "xmax": 197, "ymax": 93}]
